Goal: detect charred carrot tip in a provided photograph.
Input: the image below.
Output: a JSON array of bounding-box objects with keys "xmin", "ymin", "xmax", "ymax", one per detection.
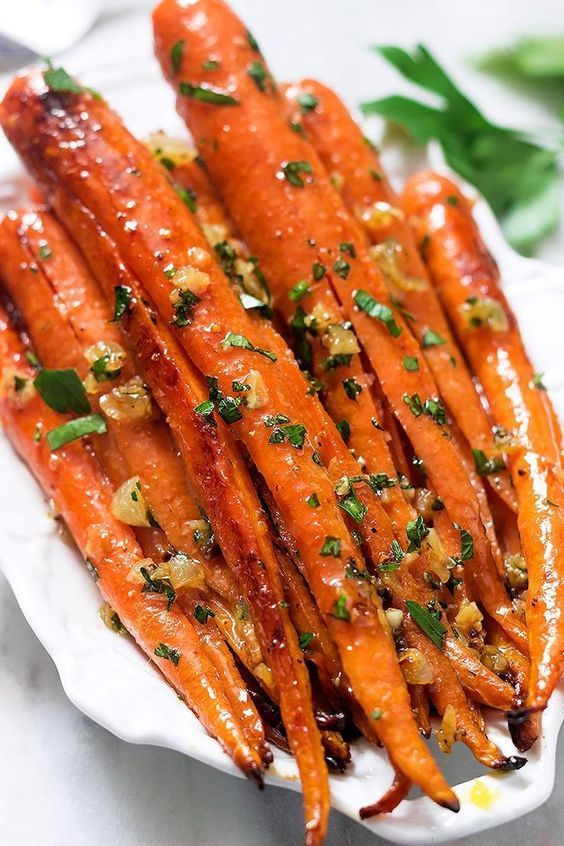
[
  {"xmin": 492, "ymin": 755, "xmax": 527, "ymax": 772},
  {"xmin": 247, "ymin": 763, "xmax": 265, "ymax": 789},
  {"xmin": 439, "ymin": 796, "xmax": 461, "ymax": 814},
  {"xmin": 506, "ymin": 705, "xmax": 545, "ymax": 725}
]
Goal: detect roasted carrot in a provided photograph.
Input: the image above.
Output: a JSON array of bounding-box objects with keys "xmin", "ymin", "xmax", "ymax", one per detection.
[
  {"xmin": 151, "ymin": 0, "xmax": 526, "ymax": 654},
  {"xmin": 1, "ymin": 73, "xmax": 458, "ymax": 809},
  {"xmin": 0, "ymin": 208, "xmax": 270, "ymax": 760},
  {"xmin": 402, "ymin": 171, "xmax": 564, "ymax": 710},
  {"xmin": 0, "ymin": 303, "xmax": 263, "ymax": 780},
  {"xmin": 44, "ymin": 190, "xmax": 330, "ymax": 844},
  {"xmin": 285, "ymin": 78, "xmax": 517, "ymax": 512}
]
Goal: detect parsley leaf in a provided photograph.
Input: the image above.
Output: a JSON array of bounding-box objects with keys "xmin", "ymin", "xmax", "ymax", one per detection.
[
  {"xmin": 170, "ymin": 40, "xmax": 185, "ymax": 75},
  {"xmin": 46, "ymin": 414, "xmax": 107, "ymax": 451},
  {"xmin": 154, "ymin": 643, "xmax": 181, "ymax": 665},
  {"xmin": 179, "ymin": 82, "xmax": 239, "ymax": 106},
  {"xmin": 220, "ymin": 331, "xmax": 276, "ymax": 361},
  {"xmin": 34, "ymin": 368, "xmax": 91, "ymax": 415},
  {"xmin": 405, "ymin": 599, "xmax": 446, "ymax": 649},
  {"xmin": 111, "ymin": 285, "xmax": 131, "ymax": 323},
  {"xmin": 421, "ymin": 329, "xmax": 446, "ymax": 348},
  {"xmin": 472, "ymin": 448, "xmax": 506, "ymax": 476},
  {"xmin": 281, "ymin": 160, "xmax": 313, "ymax": 187},
  {"xmin": 320, "ymin": 536, "xmax": 342, "ymax": 557},
  {"xmin": 299, "ymin": 631, "xmax": 315, "ymax": 649},
  {"xmin": 297, "ymin": 92, "xmax": 319, "ymax": 112},
  {"xmin": 354, "ymin": 290, "xmax": 402, "ymax": 337},
  {"xmin": 362, "ymin": 44, "xmax": 559, "ymax": 253}
]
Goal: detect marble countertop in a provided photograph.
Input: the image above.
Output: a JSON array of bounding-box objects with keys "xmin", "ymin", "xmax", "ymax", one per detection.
[{"xmin": 0, "ymin": 2, "xmax": 563, "ymax": 844}]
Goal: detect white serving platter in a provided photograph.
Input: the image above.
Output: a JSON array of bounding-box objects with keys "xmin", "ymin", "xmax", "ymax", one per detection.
[{"xmin": 0, "ymin": 4, "xmax": 562, "ymax": 843}]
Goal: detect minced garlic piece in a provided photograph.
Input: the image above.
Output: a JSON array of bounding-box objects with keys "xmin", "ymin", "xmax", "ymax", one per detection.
[
  {"xmin": 202, "ymin": 222, "xmax": 229, "ymax": 247},
  {"xmin": 398, "ymin": 648, "xmax": 434, "ymax": 685},
  {"xmin": 356, "ymin": 201, "xmax": 404, "ymax": 231},
  {"xmin": 454, "ymin": 601, "xmax": 484, "ymax": 636},
  {"xmin": 322, "ymin": 324, "xmax": 360, "ymax": 357},
  {"xmin": 145, "ymin": 131, "xmax": 197, "ymax": 167},
  {"xmin": 436, "ymin": 704, "xmax": 457, "ymax": 753},
  {"xmin": 111, "ymin": 476, "xmax": 152, "ymax": 527},
  {"xmin": 100, "ymin": 376, "xmax": 152, "ymax": 422},
  {"xmin": 241, "ymin": 369, "xmax": 269, "ymax": 410},
  {"xmin": 370, "ymin": 239, "xmax": 426, "ymax": 292},
  {"xmin": 460, "ymin": 296, "xmax": 509, "ymax": 332}
]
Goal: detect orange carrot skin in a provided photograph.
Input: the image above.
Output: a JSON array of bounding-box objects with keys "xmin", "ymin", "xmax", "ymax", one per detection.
[
  {"xmin": 402, "ymin": 171, "xmax": 564, "ymax": 709},
  {"xmin": 0, "ymin": 208, "xmax": 270, "ymax": 754},
  {"xmin": 173, "ymin": 159, "xmax": 417, "ymax": 540},
  {"xmin": 0, "ymin": 308, "xmax": 262, "ymax": 778},
  {"xmin": 47, "ymin": 192, "xmax": 330, "ymax": 845},
  {"xmin": 0, "ymin": 73, "xmax": 459, "ymax": 811},
  {"xmin": 287, "ymin": 79, "xmax": 514, "ymax": 512}
]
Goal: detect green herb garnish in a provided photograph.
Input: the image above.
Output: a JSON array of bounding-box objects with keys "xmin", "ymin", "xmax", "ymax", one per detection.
[
  {"xmin": 354, "ymin": 290, "xmax": 402, "ymax": 337},
  {"xmin": 362, "ymin": 44, "xmax": 560, "ymax": 253},
  {"xmin": 320, "ymin": 536, "xmax": 342, "ymax": 557},
  {"xmin": 154, "ymin": 643, "xmax": 181, "ymax": 665},
  {"xmin": 179, "ymin": 82, "xmax": 239, "ymax": 106},
  {"xmin": 281, "ymin": 160, "xmax": 313, "ymax": 187},
  {"xmin": 46, "ymin": 414, "xmax": 107, "ymax": 451},
  {"xmin": 220, "ymin": 331, "xmax": 276, "ymax": 361},
  {"xmin": 405, "ymin": 599, "xmax": 446, "ymax": 649},
  {"xmin": 170, "ymin": 40, "xmax": 185, "ymax": 74}
]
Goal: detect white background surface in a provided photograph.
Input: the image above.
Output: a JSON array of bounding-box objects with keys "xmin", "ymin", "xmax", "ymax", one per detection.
[{"xmin": 0, "ymin": 1, "xmax": 563, "ymax": 844}]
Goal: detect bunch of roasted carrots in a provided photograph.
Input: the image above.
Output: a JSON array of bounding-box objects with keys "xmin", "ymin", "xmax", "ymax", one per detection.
[{"xmin": 0, "ymin": 0, "xmax": 562, "ymax": 842}]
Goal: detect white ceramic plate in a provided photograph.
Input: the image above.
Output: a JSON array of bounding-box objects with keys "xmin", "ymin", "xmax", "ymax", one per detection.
[{"xmin": 0, "ymin": 5, "xmax": 563, "ymax": 844}]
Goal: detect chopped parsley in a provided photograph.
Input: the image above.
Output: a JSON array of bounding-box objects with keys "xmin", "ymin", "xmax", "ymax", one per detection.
[
  {"xmin": 43, "ymin": 65, "xmax": 82, "ymax": 94},
  {"xmin": 532, "ymin": 372, "xmax": 547, "ymax": 391},
  {"xmin": 406, "ymin": 515, "xmax": 430, "ymax": 552},
  {"xmin": 403, "ymin": 356, "xmax": 419, "ymax": 371},
  {"xmin": 405, "ymin": 600, "xmax": 446, "ymax": 650},
  {"xmin": 201, "ymin": 59, "xmax": 220, "ymax": 71},
  {"xmin": 111, "ymin": 285, "xmax": 131, "ymax": 323},
  {"xmin": 46, "ymin": 414, "xmax": 107, "ymax": 451},
  {"xmin": 34, "ymin": 368, "xmax": 90, "ymax": 415},
  {"xmin": 90, "ymin": 355, "xmax": 122, "ymax": 383},
  {"xmin": 179, "ymin": 82, "xmax": 239, "ymax": 106},
  {"xmin": 403, "ymin": 393, "xmax": 447, "ymax": 426},
  {"xmin": 176, "ymin": 185, "xmax": 197, "ymax": 212},
  {"xmin": 320, "ymin": 536, "xmax": 342, "ymax": 557},
  {"xmin": 299, "ymin": 631, "xmax": 315, "ymax": 650},
  {"xmin": 170, "ymin": 40, "xmax": 185, "ymax": 74},
  {"xmin": 332, "ymin": 593, "xmax": 350, "ymax": 621},
  {"xmin": 354, "ymin": 290, "xmax": 402, "ymax": 337},
  {"xmin": 333, "ymin": 257, "xmax": 351, "ymax": 279},
  {"xmin": 194, "ymin": 604, "xmax": 216, "ymax": 624},
  {"xmin": 281, "ymin": 160, "xmax": 313, "ymax": 187},
  {"xmin": 38, "ymin": 243, "xmax": 52, "ymax": 261},
  {"xmin": 268, "ymin": 422, "xmax": 307, "ymax": 448},
  {"xmin": 289, "ymin": 279, "xmax": 311, "ymax": 302},
  {"xmin": 246, "ymin": 29, "xmax": 260, "ymax": 52},
  {"xmin": 336, "ymin": 419, "xmax": 351, "ymax": 442},
  {"xmin": 312, "ymin": 262, "xmax": 326, "ymax": 281},
  {"xmin": 297, "ymin": 92, "xmax": 319, "ymax": 112},
  {"xmin": 154, "ymin": 643, "xmax": 181, "ymax": 665},
  {"xmin": 472, "ymin": 448, "xmax": 506, "ymax": 476},
  {"xmin": 247, "ymin": 60, "xmax": 270, "ymax": 91},
  {"xmin": 140, "ymin": 565, "xmax": 176, "ymax": 610},
  {"xmin": 220, "ymin": 331, "xmax": 276, "ymax": 361},
  {"xmin": 306, "ymin": 493, "xmax": 320, "ymax": 508},
  {"xmin": 342, "ymin": 377, "xmax": 362, "ymax": 400},
  {"xmin": 459, "ymin": 527, "xmax": 474, "ymax": 561},
  {"xmin": 421, "ymin": 329, "xmax": 446, "ymax": 348},
  {"xmin": 337, "ymin": 489, "xmax": 367, "ymax": 524},
  {"xmin": 171, "ymin": 289, "xmax": 201, "ymax": 327}
]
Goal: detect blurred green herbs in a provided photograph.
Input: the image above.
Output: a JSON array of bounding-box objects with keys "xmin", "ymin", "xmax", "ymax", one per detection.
[{"xmin": 361, "ymin": 44, "xmax": 562, "ymax": 254}]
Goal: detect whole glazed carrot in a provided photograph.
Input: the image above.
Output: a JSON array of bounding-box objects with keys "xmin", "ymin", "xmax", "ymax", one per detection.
[
  {"xmin": 401, "ymin": 171, "xmax": 564, "ymax": 710},
  {"xmin": 151, "ymin": 0, "xmax": 526, "ymax": 654},
  {"xmin": 0, "ymin": 304, "xmax": 263, "ymax": 780},
  {"xmin": 284, "ymin": 79, "xmax": 517, "ymax": 512},
  {"xmin": 0, "ymin": 73, "xmax": 459, "ymax": 809}
]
